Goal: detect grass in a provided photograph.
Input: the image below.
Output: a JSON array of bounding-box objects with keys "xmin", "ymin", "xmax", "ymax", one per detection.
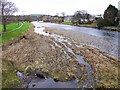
[
  {"xmin": 79, "ymin": 22, "xmax": 96, "ymax": 27},
  {"xmin": 63, "ymin": 22, "xmax": 73, "ymax": 25},
  {"xmin": 2, "ymin": 60, "xmax": 21, "ymax": 88},
  {"xmin": 63, "ymin": 22, "xmax": 97, "ymax": 27},
  {"xmin": 0, "ymin": 22, "xmax": 22, "ymax": 33},
  {"xmin": 6, "ymin": 22, "xmax": 22, "ymax": 32},
  {"xmin": 0, "ymin": 22, "xmax": 30, "ymax": 46},
  {"xmin": 0, "ymin": 25, "xmax": 3, "ymax": 32}
]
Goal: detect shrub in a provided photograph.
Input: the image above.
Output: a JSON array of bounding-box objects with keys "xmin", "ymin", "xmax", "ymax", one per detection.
[
  {"xmin": 96, "ymin": 18, "xmax": 118, "ymax": 28},
  {"xmin": 96, "ymin": 18, "xmax": 106, "ymax": 28}
]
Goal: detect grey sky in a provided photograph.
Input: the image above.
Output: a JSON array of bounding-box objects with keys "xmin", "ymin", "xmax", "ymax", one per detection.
[{"xmin": 11, "ymin": 0, "xmax": 120, "ymax": 15}]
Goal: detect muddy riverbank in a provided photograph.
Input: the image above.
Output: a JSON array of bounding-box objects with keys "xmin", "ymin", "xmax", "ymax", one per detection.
[
  {"xmin": 2, "ymin": 22, "xmax": 120, "ymax": 88},
  {"xmin": 44, "ymin": 27, "xmax": 119, "ymax": 88}
]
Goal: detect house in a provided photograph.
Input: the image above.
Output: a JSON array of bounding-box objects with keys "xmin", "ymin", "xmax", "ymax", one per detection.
[
  {"xmin": 42, "ymin": 15, "xmax": 52, "ymax": 22},
  {"xmin": 51, "ymin": 16, "xmax": 64, "ymax": 23},
  {"xmin": 64, "ymin": 16, "xmax": 73, "ymax": 22},
  {"xmin": 95, "ymin": 14, "xmax": 103, "ymax": 20}
]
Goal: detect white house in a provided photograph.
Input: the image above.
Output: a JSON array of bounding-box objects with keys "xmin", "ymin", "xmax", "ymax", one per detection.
[{"xmin": 64, "ymin": 16, "xmax": 73, "ymax": 22}]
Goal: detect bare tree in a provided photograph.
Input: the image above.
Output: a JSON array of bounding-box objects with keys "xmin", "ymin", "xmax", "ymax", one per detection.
[
  {"xmin": 72, "ymin": 11, "xmax": 82, "ymax": 24},
  {"xmin": 61, "ymin": 12, "xmax": 66, "ymax": 17},
  {"xmin": 1, "ymin": 0, "xmax": 18, "ymax": 32},
  {"xmin": 73, "ymin": 10, "xmax": 92, "ymax": 24},
  {"xmin": 56, "ymin": 12, "xmax": 59, "ymax": 16}
]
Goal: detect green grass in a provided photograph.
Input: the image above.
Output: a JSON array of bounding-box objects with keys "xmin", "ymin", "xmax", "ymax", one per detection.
[
  {"xmin": 0, "ymin": 22, "xmax": 22, "ymax": 33},
  {"xmin": 63, "ymin": 22, "xmax": 73, "ymax": 25},
  {"xmin": 63, "ymin": 22, "xmax": 97, "ymax": 27},
  {"xmin": 6, "ymin": 23, "xmax": 22, "ymax": 32},
  {"xmin": 0, "ymin": 25, "xmax": 3, "ymax": 32},
  {"xmin": 0, "ymin": 22, "xmax": 30, "ymax": 46},
  {"xmin": 2, "ymin": 60, "xmax": 21, "ymax": 88}
]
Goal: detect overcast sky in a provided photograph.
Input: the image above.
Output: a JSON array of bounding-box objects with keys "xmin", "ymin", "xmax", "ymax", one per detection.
[{"xmin": 11, "ymin": 0, "xmax": 120, "ymax": 16}]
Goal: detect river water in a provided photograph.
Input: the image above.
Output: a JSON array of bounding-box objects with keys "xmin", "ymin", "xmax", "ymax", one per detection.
[{"xmin": 32, "ymin": 21, "xmax": 119, "ymax": 57}]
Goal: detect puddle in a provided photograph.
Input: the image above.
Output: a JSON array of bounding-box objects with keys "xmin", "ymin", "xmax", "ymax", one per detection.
[
  {"xmin": 64, "ymin": 51, "xmax": 71, "ymax": 59},
  {"xmin": 16, "ymin": 70, "xmax": 77, "ymax": 88},
  {"xmin": 34, "ymin": 27, "xmax": 50, "ymax": 36},
  {"xmin": 76, "ymin": 55, "xmax": 95, "ymax": 87},
  {"xmin": 16, "ymin": 71, "xmax": 26, "ymax": 81},
  {"xmin": 28, "ymin": 77, "xmax": 77, "ymax": 88},
  {"xmin": 76, "ymin": 55, "xmax": 88, "ymax": 65},
  {"xmin": 52, "ymin": 40, "xmax": 62, "ymax": 48}
]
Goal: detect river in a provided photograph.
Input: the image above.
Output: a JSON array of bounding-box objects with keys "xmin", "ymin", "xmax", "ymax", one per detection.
[{"xmin": 32, "ymin": 21, "xmax": 119, "ymax": 57}]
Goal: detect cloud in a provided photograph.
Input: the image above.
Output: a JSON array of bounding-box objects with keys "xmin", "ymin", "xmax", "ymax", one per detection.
[{"xmin": 12, "ymin": 0, "xmax": 120, "ymax": 15}]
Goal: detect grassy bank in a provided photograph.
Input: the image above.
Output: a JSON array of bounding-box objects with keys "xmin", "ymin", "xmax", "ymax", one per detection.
[
  {"xmin": 63, "ymin": 22, "xmax": 73, "ymax": 25},
  {"xmin": 63, "ymin": 22, "xmax": 120, "ymax": 31},
  {"xmin": 79, "ymin": 23, "xmax": 96, "ymax": 27},
  {"xmin": 63, "ymin": 22, "xmax": 96, "ymax": 27},
  {"xmin": 0, "ymin": 22, "xmax": 31, "ymax": 46},
  {"xmin": 2, "ymin": 23, "xmax": 34, "ymax": 88},
  {"xmin": 103, "ymin": 26, "xmax": 120, "ymax": 31}
]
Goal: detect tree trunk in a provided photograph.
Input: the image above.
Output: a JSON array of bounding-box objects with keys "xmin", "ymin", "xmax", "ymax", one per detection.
[
  {"xmin": 2, "ymin": 16, "xmax": 6, "ymax": 32},
  {"xmin": 3, "ymin": 22, "xmax": 6, "ymax": 32},
  {"xmin": 2, "ymin": 3, "xmax": 6, "ymax": 32}
]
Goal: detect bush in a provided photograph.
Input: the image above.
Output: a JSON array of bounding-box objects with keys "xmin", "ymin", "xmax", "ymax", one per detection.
[
  {"xmin": 96, "ymin": 18, "xmax": 106, "ymax": 28},
  {"xmin": 96, "ymin": 18, "xmax": 118, "ymax": 28}
]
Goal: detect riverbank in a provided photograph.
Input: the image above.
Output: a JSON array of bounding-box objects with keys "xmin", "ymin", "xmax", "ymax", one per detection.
[
  {"xmin": 44, "ymin": 27, "xmax": 119, "ymax": 88},
  {"xmin": 63, "ymin": 22, "xmax": 120, "ymax": 31},
  {"xmin": 2, "ymin": 23, "xmax": 34, "ymax": 88},
  {"xmin": 2, "ymin": 22, "xmax": 119, "ymax": 88}
]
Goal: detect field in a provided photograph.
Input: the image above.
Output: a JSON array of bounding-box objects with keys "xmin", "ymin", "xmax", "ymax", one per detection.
[{"xmin": 0, "ymin": 22, "xmax": 31, "ymax": 46}]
